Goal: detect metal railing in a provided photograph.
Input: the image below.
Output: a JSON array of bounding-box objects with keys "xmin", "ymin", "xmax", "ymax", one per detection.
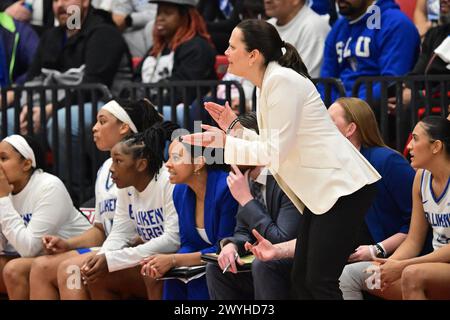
[
  {"xmin": 1, "ymin": 84, "xmax": 112, "ymax": 206},
  {"xmin": 1, "ymin": 75, "xmax": 448, "ymax": 204},
  {"xmin": 352, "ymin": 75, "xmax": 450, "ymax": 150},
  {"xmin": 119, "ymin": 80, "xmax": 247, "ymax": 129},
  {"xmin": 312, "ymin": 77, "xmax": 347, "ymax": 107}
]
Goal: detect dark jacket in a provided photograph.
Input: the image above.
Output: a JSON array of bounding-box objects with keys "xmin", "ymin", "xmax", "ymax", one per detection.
[
  {"xmin": 0, "ymin": 12, "xmax": 39, "ymax": 86},
  {"xmin": 26, "ymin": 7, "xmax": 129, "ymax": 88},
  {"xmin": 0, "ymin": 1, "xmax": 16, "ymax": 11},
  {"xmin": 221, "ymin": 175, "xmax": 302, "ymax": 256},
  {"xmin": 136, "ymin": 34, "xmax": 216, "ymax": 104}
]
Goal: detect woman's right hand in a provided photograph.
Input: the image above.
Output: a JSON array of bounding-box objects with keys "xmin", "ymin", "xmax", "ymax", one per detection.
[
  {"xmin": 42, "ymin": 235, "xmax": 70, "ymax": 254},
  {"xmin": 219, "ymin": 243, "xmax": 243, "ymax": 274},
  {"xmin": 0, "ymin": 166, "xmax": 13, "ymax": 197},
  {"xmin": 204, "ymin": 101, "xmax": 237, "ymax": 131}
]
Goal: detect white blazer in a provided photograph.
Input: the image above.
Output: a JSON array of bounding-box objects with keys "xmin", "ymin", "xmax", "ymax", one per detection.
[{"xmin": 225, "ymin": 62, "xmax": 381, "ymax": 215}]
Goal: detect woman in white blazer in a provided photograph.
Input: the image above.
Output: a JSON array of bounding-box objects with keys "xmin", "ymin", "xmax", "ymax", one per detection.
[{"xmin": 182, "ymin": 19, "xmax": 381, "ymax": 299}]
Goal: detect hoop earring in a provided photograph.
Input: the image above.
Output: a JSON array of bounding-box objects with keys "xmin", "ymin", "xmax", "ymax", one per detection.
[{"xmin": 193, "ymin": 170, "xmax": 200, "ymax": 176}]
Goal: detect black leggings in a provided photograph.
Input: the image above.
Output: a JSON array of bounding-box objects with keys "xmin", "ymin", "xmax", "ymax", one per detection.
[{"xmin": 291, "ymin": 183, "xmax": 377, "ymax": 300}]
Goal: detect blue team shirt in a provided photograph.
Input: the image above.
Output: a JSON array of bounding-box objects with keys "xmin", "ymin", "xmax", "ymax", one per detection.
[
  {"xmin": 320, "ymin": 0, "xmax": 420, "ymax": 100},
  {"xmin": 360, "ymin": 146, "xmax": 414, "ymax": 242}
]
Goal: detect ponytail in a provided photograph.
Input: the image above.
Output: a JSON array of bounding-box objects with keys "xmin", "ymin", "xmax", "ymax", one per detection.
[{"xmin": 279, "ymin": 42, "xmax": 310, "ymax": 79}]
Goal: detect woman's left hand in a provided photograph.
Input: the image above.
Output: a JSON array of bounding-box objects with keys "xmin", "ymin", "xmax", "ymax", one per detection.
[
  {"xmin": 181, "ymin": 125, "xmax": 225, "ymax": 148},
  {"xmin": 140, "ymin": 254, "xmax": 173, "ymax": 279},
  {"xmin": 375, "ymin": 258, "xmax": 406, "ymax": 290},
  {"xmin": 0, "ymin": 166, "xmax": 13, "ymax": 197}
]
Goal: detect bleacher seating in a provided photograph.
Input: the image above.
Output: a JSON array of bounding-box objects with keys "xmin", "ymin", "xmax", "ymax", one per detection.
[{"xmin": 396, "ymin": 0, "xmax": 417, "ymax": 20}]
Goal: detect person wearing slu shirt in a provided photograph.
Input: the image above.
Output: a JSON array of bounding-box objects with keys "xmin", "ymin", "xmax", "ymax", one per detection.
[
  {"xmin": 320, "ymin": 0, "xmax": 420, "ymax": 102},
  {"xmin": 80, "ymin": 124, "xmax": 180, "ymax": 300},
  {"xmin": 0, "ymin": 134, "xmax": 90, "ymax": 299}
]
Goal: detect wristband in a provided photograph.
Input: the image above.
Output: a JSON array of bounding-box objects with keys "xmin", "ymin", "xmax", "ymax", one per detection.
[
  {"xmin": 374, "ymin": 243, "xmax": 386, "ymax": 258},
  {"xmin": 377, "ymin": 242, "xmax": 387, "ymax": 257},
  {"xmin": 226, "ymin": 118, "xmax": 240, "ymax": 135}
]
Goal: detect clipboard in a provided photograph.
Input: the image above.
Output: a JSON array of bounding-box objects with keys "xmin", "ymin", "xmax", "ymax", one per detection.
[{"xmin": 157, "ymin": 265, "xmax": 206, "ymax": 284}]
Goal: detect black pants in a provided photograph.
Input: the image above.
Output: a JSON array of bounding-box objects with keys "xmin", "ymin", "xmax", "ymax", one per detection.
[
  {"xmin": 206, "ymin": 259, "xmax": 294, "ymax": 300},
  {"xmin": 291, "ymin": 183, "xmax": 377, "ymax": 300}
]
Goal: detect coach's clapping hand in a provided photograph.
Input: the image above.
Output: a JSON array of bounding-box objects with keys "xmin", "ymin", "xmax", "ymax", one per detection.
[
  {"xmin": 0, "ymin": 166, "xmax": 13, "ymax": 197},
  {"xmin": 204, "ymin": 101, "xmax": 237, "ymax": 131},
  {"xmin": 42, "ymin": 235, "xmax": 70, "ymax": 255},
  {"xmin": 81, "ymin": 253, "xmax": 108, "ymax": 283},
  {"xmin": 181, "ymin": 125, "xmax": 226, "ymax": 148}
]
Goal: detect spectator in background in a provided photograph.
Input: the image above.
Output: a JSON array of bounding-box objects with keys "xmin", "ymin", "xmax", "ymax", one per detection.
[
  {"xmin": 0, "ymin": 10, "xmax": 39, "ymax": 127},
  {"xmin": 91, "ymin": 0, "xmax": 114, "ymax": 11},
  {"xmin": 19, "ymin": 0, "xmax": 130, "ymax": 205},
  {"xmin": 0, "ymin": 0, "xmax": 55, "ymax": 35},
  {"xmin": 321, "ymin": 0, "xmax": 420, "ymax": 101},
  {"xmin": 388, "ymin": 0, "xmax": 450, "ymax": 114},
  {"xmin": 24, "ymin": 0, "xmax": 129, "ymax": 91},
  {"xmin": 265, "ymin": 0, "xmax": 330, "ymax": 78},
  {"xmin": 197, "ymin": 0, "xmax": 240, "ymax": 54},
  {"xmin": 414, "ymin": 0, "xmax": 440, "ymax": 38},
  {"xmin": 136, "ymin": 0, "xmax": 216, "ymax": 106},
  {"xmin": 110, "ymin": 0, "xmax": 157, "ymax": 57},
  {"xmin": 326, "ymin": 98, "xmax": 415, "ymax": 299},
  {"xmin": 308, "ymin": 0, "xmax": 339, "ymax": 25}
]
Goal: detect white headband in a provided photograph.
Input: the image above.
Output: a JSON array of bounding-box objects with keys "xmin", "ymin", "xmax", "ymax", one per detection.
[
  {"xmin": 101, "ymin": 100, "xmax": 138, "ymax": 133},
  {"xmin": 3, "ymin": 135, "xmax": 37, "ymax": 168}
]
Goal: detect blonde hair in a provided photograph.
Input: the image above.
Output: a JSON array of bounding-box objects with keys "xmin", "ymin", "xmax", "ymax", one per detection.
[{"xmin": 334, "ymin": 97, "xmax": 387, "ymax": 148}]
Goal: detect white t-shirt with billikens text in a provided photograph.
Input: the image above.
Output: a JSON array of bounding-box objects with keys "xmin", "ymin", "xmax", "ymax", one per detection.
[
  {"xmin": 99, "ymin": 167, "xmax": 180, "ymax": 272},
  {"xmin": 0, "ymin": 170, "xmax": 91, "ymax": 257},
  {"xmin": 94, "ymin": 158, "xmax": 117, "ymax": 237}
]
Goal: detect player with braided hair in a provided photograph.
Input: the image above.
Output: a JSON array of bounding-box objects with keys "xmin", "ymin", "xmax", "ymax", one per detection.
[
  {"xmin": 28, "ymin": 99, "xmax": 170, "ymax": 300},
  {"xmin": 77, "ymin": 123, "xmax": 180, "ymax": 300}
]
